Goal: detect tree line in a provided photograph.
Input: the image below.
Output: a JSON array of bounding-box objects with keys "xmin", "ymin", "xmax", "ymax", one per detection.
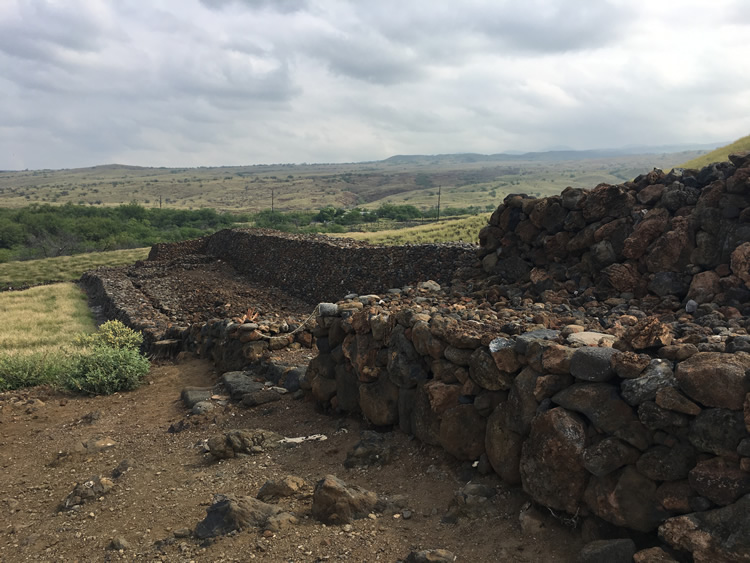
[
  {"xmin": 252, "ymin": 203, "xmax": 492, "ymax": 233},
  {"xmin": 0, "ymin": 203, "xmax": 240, "ymax": 262},
  {"xmin": 0, "ymin": 201, "xmax": 491, "ymax": 263}
]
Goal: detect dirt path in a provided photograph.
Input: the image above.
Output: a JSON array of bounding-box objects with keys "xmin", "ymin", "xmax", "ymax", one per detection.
[{"xmin": 0, "ymin": 356, "xmax": 583, "ymax": 562}]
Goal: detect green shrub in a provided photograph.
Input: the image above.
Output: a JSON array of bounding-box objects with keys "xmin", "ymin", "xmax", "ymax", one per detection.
[
  {"xmin": 0, "ymin": 351, "xmax": 76, "ymax": 391},
  {"xmin": 65, "ymin": 346, "xmax": 150, "ymax": 395},
  {"xmin": 74, "ymin": 320, "xmax": 143, "ymax": 350}
]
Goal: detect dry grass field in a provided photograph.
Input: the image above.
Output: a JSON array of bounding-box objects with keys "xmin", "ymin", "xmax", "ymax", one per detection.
[
  {"xmin": 0, "ymin": 151, "xmax": 706, "ymax": 214},
  {"xmin": 0, "ymin": 247, "xmax": 149, "ymax": 289}
]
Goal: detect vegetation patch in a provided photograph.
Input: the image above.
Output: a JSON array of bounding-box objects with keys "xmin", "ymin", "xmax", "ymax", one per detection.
[
  {"xmin": 0, "ymin": 247, "xmax": 149, "ymax": 289},
  {"xmin": 678, "ymin": 134, "xmax": 750, "ymax": 170},
  {"xmin": 0, "ymin": 287, "xmax": 149, "ymax": 394},
  {"xmin": 0, "ymin": 203, "xmax": 242, "ymax": 262},
  {"xmin": 331, "ymin": 214, "xmax": 489, "ymax": 245}
]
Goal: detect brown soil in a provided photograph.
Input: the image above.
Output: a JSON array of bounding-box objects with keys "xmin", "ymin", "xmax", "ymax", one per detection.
[{"xmin": 0, "ymin": 352, "xmax": 584, "ymax": 562}]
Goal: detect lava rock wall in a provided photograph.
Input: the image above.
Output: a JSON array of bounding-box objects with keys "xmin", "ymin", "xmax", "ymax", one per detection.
[
  {"xmin": 474, "ymin": 153, "xmax": 750, "ymax": 311},
  {"xmin": 308, "ymin": 294, "xmax": 750, "ymax": 560},
  {"xmin": 150, "ymin": 229, "xmax": 476, "ymax": 304}
]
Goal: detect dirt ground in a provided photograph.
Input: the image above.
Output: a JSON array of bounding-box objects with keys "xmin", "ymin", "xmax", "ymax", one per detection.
[{"xmin": 0, "ymin": 352, "xmax": 584, "ymax": 563}]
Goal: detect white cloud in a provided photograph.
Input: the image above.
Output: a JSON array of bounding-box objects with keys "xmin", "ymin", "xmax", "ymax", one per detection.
[{"xmin": 0, "ymin": 0, "xmax": 748, "ymax": 169}]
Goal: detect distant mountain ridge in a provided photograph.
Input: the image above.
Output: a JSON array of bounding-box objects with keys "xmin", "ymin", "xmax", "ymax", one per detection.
[{"xmin": 380, "ymin": 144, "xmax": 722, "ymax": 166}]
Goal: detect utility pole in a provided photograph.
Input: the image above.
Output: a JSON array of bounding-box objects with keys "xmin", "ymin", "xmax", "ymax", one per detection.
[
  {"xmin": 271, "ymin": 189, "xmax": 275, "ymax": 213},
  {"xmin": 436, "ymin": 185, "xmax": 441, "ymax": 222}
]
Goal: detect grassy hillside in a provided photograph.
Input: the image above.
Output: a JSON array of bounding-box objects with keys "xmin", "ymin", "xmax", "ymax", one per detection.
[
  {"xmin": 332, "ymin": 214, "xmax": 489, "ymax": 245},
  {"xmin": 678, "ymin": 135, "xmax": 750, "ymax": 169},
  {"xmin": 0, "ymin": 151, "xmax": 707, "ymax": 214},
  {"xmin": 0, "ymin": 247, "xmax": 149, "ymax": 289}
]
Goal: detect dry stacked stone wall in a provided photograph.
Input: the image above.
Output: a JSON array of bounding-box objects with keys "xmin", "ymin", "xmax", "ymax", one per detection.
[
  {"xmin": 195, "ymin": 228, "xmax": 475, "ymax": 303},
  {"xmin": 473, "ymin": 152, "xmax": 750, "ymax": 312},
  {"xmin": 82, "ymin": 153, "xmax": 750, "ymax": 560},
  {"xmin": 303, "ymin": 153, "xmax": 750, "ymax": 561}
]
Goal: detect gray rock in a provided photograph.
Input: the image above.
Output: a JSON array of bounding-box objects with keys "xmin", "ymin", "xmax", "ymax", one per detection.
[
  {"xmin": 221, "ymin": 372, "xmax": 264, "ymax": 400},
  {"xmin": 648, "ymin": 272, "xmax": 690, "ymax": 298},
  {"xmin": 318, "ymin": 302, "xmax": 339, "ymax": 317},
  {"xmin": 660, "ymin": 494, "xmax": 750, "ymax": 561},
  {"xmin": 515, "ymin": 329, "xmax": 560, "ymax": 355},
  {"xmin": 417, "ymin": 280, "xmax": 441, "ymax": 292},
  {"xmin": 637, "ymin": 401, "xmax": 689, "ymax": 431},
  {"xmin": 577, "ymin": 539, "xmax": 636, "ymax": 563},
  {"xmin": 553, "ymin": 383, "xmax": 637, "ymax": 434},
  {"xmin": 636, "ymin": 444, "xmax": 696, "ymax": 481},
  {"xmin": 388, "ymin": 325, "xmax": 428, "ymax": 388},
  {"xmin": 109, "ymin": 537, "xmax": 131, "ymax": 551},
  {"xmin": 443, "ymin": 482, "xmax": 497, "ymax": 522},
  {"xmin": 181, "ymin": 387, "xmax": 213, "ymax": 408},
  {"xmin": 240, "ymin": 389, "xmax": 282, "ymax": 408},
  {"xmin": 194, "ymin": 494, "xmax": 295, "ymax": 538},
  {"xmin": 620, "ymin": 360, "xmax": 677, "ymax": 406},
  {"xmin": 689, "ymin": 408, "xmax": 746, "ymax": 457},
  {"xmin": 520, "ymin": 407, "xmax": 588, "ymax": 513},
  {"xmin": 404, "ymin": 549, "xmax": 456, "ymax": 563},
  {"xmin": 207, "ymin": 429, "xmax": 283, "ymax": 459},
  {"xmin": 570, "ymin": 347, "xmax": 618, "ymax": 382},
  {"xmin": 311, "ymin": 475, "xmax": 378, "ymax": 524},
  {"xmin": 191, "ymin": 400, "xmax": 215, "ymax": 415},
  {"xmin": 583, "ymin": 437, "xmax": 640, "ymax": 477},
  {"xmin": 469, "ymin": 347, "xmax": 513, "ymax": 391},
  {"xmin": 344, "ymin": 431, "xmax": 394, "ymax": 468}
]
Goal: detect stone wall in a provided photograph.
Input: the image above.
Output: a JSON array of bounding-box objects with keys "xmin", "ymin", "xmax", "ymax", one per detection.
[
  {"xmin": 306, "ymin": 289, "xmax": 750, "ymax": 559},
  {"xmin": 473, "ymin": 152, "xmax": 750, "ymax": 312},
  {"xmin": 302, "ymin": 153, "xmax": 750, "ymax": 560},
  {"xmin": 149, "ymin": 228, "xmax": 476, "ymax": 304},
  {"xmin": 83, "ymin": 153, "xmax": 750, "ymax": 559}
]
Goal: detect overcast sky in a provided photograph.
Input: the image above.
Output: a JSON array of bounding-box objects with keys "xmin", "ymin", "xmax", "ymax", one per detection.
[{"xmin": 1, "ymin": 0, "xmax": 749, "ymax": 170}]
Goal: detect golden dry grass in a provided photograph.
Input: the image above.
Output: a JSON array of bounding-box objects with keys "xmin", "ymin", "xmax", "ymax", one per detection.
[
  {"xmin": 0, "ymin": 247, "xmax": 149, "ymax": 288},
  {"xmin": 332, "ymin": 214, "xmax": 489, "ymax": 245},
  {"xmin": 0, "ymin": 283, "xmax": 95, "ymax": 355},
  {"xmin": 678, "ymin": 134, "xmax": 750, "ymax": 169}
]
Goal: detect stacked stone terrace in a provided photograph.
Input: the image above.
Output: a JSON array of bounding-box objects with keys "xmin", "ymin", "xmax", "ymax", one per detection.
[{"xmin": 83, "ymin": 152, "xmax": 750, "ymax": 561}]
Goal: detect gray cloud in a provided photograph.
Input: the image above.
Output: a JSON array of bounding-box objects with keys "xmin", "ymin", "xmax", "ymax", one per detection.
[{"xmin": 0, "ymin": 0, "xmax": 748, "ymax": 170}]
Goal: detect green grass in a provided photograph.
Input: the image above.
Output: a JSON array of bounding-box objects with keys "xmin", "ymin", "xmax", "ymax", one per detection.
[
  {"xmin": 678, "ymin": 134, "xmax": 750, "ymax": 170},
  {"xmin": 0, "ymin": 247, "xmax": 149, "ymax": 288},
  {"xmin": 331, "ymin": 214, "xmax": 489, "ymax": 245},
  {"xmin": 0, "ymin": 283, "xmax": 96, "ymax": 390},
  {"xmin": 0, "ymin": 291, "xmax": 150, "ymax": 393}
]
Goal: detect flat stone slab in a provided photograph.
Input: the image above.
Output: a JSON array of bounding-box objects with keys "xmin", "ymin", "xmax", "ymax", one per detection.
[
  {"xmin": 222, "ymin": 371, "xmax": 265, "ymax": 399},
  {"xmin": 181, "ymin": 387, "xmax": 213, "ymax": 408}
]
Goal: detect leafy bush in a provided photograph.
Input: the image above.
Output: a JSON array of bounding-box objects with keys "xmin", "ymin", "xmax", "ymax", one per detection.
[
  {"xmin": 65, "ymin": 346, "xmax": 150, "ymax": 395},
  {"xmin": 64, "ymin": 320, "xmax": 149, "ymax": 395},
  {"xmin": 0, "ymin": 351, "xmax": 76, "ymax": 391},
  {"xmin": 73, "ymin": 320, "xmax": 143, "ymax": 350}
]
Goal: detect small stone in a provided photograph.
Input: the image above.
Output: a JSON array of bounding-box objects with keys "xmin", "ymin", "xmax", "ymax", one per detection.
[
  {"xmin": 109, "ymin": 537, "xmax": 130, "ymax": 551},
  {"xmin": 191, "ymin": 401, "xmax": 215, "ymax": 414},
  {"xmin": 578, "ymin": 539, "xmax": 636, "ymax": 563}
]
